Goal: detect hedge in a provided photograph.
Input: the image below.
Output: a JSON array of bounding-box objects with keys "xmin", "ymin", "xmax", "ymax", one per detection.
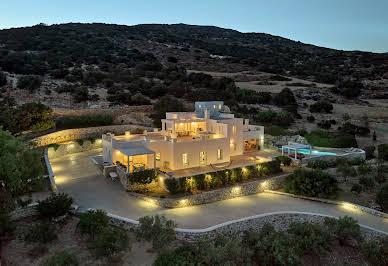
[
  {"xmin": 128, "ymin": 169, "xmax": 157, "ymax": 184},
  {"xmin": 164, "ymin": 160, "xmax": 282, "ymax": 195}
]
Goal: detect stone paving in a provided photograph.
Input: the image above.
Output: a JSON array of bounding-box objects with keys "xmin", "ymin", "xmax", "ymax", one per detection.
[{"xmin": 50, "ymin": 149, "xmax": 388, "ymax": 232}]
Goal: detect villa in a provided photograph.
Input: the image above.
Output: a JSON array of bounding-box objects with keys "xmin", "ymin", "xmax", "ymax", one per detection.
[{"xmin": 102, "ymin": 101, "xmax": 264, "ymax": 175}]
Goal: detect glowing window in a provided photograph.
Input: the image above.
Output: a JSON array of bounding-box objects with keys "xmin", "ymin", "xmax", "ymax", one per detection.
[
  {"xmin": 156, "ymin": 153, "xmax": 161, "ymax": 161},
  {"xmin": 218, "ymin": 104, "xmax": 222, "ymax": 109},
  {"xmin": 217, "ymin": 149, "xmax": 223, "ymax": 160},
  {"xmin": 232, "ymin": 125, "xmax": 236, "ymax": 135},
  {"xmin": 213, "ymin": 104, "xmax": 216, "ymax": 109},
  {"xmin": 198, "ymin": 104, "xmax": 202, "ymax": 108},
  {"xmin": 182, "ymin": 153, "xmax": 188, "ymax": 166}
]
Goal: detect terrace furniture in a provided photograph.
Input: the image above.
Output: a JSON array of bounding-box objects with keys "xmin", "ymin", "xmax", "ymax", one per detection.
[{"xmin": 109, "ymin": 172, "xmax": 118, "ymax": 181}]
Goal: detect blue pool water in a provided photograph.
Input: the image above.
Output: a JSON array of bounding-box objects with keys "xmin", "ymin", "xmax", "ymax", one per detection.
[{"xmin": 280, "ymin": 147, "xmax": 336, "ymax": 156}]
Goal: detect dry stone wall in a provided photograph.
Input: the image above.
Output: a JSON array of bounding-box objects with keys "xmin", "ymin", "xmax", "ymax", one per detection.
[
  {"xmin": 32, "ymin": 124, "xmax": 150, "ymax": 147},
  {"xmin": 48, "ymin": 141, "xmax": 102, "ymax": 159}
]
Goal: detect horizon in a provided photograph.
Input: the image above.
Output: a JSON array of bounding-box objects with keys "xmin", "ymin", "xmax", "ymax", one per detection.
[{"xmin": 1, "ymin": 0, "xmax": 387, "ymax": 53}]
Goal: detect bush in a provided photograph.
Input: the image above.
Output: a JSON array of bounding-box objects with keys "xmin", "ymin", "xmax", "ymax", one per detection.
[
  {"xmin": 287, "ymin": 222, "xmax": 332, "ymax": 255},
  {"xmin": 49, "ymin": 143, "xmax": 60, "ymax": 151},
  {"xmin": 75, "ymin": 139, "xmax": 84, "ymax": 146},
  {"xmin": 154, "ymin": 246, "xmax": 196, "ymax": 266},
  {"xmin": 307, "ymin": 160, "xmax": 330, "ymax": 170},
  {"xmin": 36, "ymin": 193, "xmax": 73, "ymax": 219},
  {"xmin": 41, "ymin": 251, "xmax": 79, "ymax": 266},
  {"xmin": 23, "ymin": 222, "xmax": 57, "ymax": 244},
  {"xmin": 17, "ymin": 75, "xmax": 43, "ymax": 91},
  {"xmin": 324, "ymin": 216, "xmax": 361, "ymax": 245},
  {"xmin": 164, "ymin": 178, "xmax": 179, "ymax": 194},
  {"xmin": 305, "ymin": 130, "xmax": 357, "ymax": 148},
  {"xmin": 351, "ymin": 183, "xmax": 362, "ymax": 194},
  {"xmin": 364, "ymin": 146, "xmax": 376, "ymax": 159},
  {"xmin": 275, "ymin": 156, "xmax": 292, "ymax": 166},
  {"xmin": 359, "ymin": 176, "xmax": 374, "ymax": 189},
  {"xmin": 376, "ymin": 184, "xmax": 388, "ymax": 211},
  {"xmin": 273, "ymin": 88, "xmax": 296, "ymax": 106},
  {"xmin": 260, "ymin": 160, "xmax": 282, "ymax": 176},
  {"xmin": 56, "ymin": 114, "xmax": 113, "ymax": 129},
  {"xmin": 255, "ymin": 110, "xmax": 293, "ymax": 127},
  {"xmin": 309, "ymin": 100, "xmax": 333, "ymax": 113},
  {"xmin": 136, "ymin": 215, "xmax": 176, "ymax": 249},
  {"xmin": 357, "ymin": 162, "xmax": 372, "ymax": 175},
  {"xmin": 378, "ymin": 144, "xmax": 388, "ymax": 161},
  {"xmin": 0, "ymin": 213, "xmax": 15, "ymax": 237},
  {"xmin": 362, "ymin": 238, "xmax": 388, "ymax": 266},
  {"xmin": 265, "ymin": 125, "xmax": 289, "ymax": 136},
  {"xmin": 90, "ymin": 227, "xmax": 130, "ymax": 258},
  {"xmin": 284, "ymin": 168, "xmax": 339, "ymax": 198},
  {"xmin": 77, "ymin": 209, "xmax": 109, "ymax": 238},
  {"xmin": 307, "ymin": 115, "xmax": 315, "ymax": 122},
  {"xmin": 128, "ymin": 169, "xmax": 157, "ymax": 184},
  {"xmin": 192, "ymin": 174, "xmax": 206, "ymax": 190},
  {"xmin": 73, "ymin": 86, "xmax": 89, "ymax": 102},
  {"xmin": 0, "ymin": 71, "xmax": 7, "ymax": 86},
  {"xmin": 130, "ymin": 92, "xmax": 151, "ymax": 105},
  {"xmin": 317, "ymin": 120, "xmax": 332, "ymax": 129}
]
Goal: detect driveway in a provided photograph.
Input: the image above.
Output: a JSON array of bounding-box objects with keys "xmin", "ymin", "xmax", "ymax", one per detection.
[{"xmin": 50, "ymin": 150, "xmax": 388, "ymax": 232}]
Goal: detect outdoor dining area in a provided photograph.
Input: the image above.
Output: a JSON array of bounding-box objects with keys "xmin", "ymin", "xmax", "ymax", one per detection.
[{"xmin": 280, "ymin": 142, "xmax": 312, "ymax": 160}]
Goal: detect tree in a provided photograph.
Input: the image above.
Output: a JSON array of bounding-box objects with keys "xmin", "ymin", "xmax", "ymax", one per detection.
[
  {"xmin": 0, "ymin": 128, "xmax": 44, "ymax": 213},
  {"xmin": 151, "ymin": 96, "xmax": 185, "ymax": 128},
  {"xmin": 73, "ymin": 86, "xmax": 89, "ymax": 102},
  {"xmin": 273, "ymin": 88, "xmax": 296, "ymax": 106},
  {"xmin": 17, "ymin": 75, "xmax": 43, "ymax": 91}
]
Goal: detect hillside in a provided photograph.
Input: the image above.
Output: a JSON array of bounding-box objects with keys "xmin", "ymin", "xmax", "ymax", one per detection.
[{"xmin": 0, "ymin": 23, "xmax": 388, "ymax": 148}]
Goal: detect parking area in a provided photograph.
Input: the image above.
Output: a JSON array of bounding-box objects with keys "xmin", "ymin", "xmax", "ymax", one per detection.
[{"xmin": 50, "ymin": 149, "xmax": 388, "ymax": 231}]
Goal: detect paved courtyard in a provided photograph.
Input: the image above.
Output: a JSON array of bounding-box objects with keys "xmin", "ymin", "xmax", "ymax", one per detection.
[{"xmin": 50, "ymin": 149, "xmax": 388, "ymax": 232}]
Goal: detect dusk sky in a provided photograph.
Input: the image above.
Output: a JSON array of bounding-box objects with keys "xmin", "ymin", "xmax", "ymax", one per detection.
[{"xmin": 1, "ymin": 0, "xmax": 387, "ymax": 53}]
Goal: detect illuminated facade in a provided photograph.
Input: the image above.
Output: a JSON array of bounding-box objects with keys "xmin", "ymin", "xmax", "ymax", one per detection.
[{"xmin": 102, "ymin": 101, "xmax": 264, "ymax": 172}]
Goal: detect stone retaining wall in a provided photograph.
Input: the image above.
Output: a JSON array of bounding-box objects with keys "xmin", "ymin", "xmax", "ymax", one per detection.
[
  {"xmin": 128, "ymin": 173, "xmax": 289, "ymax": 208},
  {"xmin": 106, "ymin": 211, "xmax": 387, "ymax": 242},
  {"xmin": 44, "ymin": 147, "xmax": 58, "ymax": 193},
  {"xmin": 265, "ymin": 190, "xmax": 388, "ymax": 219},
  {"xmin": 32, "ymin": 124, "xmax": 150, "ymax": 147},
  {"xmin": 48, "ymin": 141, "xmax": 103, "ymax": 159}
]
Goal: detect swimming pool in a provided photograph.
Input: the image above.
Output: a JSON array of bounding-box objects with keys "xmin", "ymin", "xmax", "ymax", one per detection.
[{"xmin": 280, "ymin": 147, "xmax": 337, "ymax": 156}]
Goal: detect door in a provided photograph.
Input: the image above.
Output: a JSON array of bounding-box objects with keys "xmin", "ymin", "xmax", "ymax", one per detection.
[{"xmin": 199, "ymin": 151, "xmax": 207, "ymax": 166}]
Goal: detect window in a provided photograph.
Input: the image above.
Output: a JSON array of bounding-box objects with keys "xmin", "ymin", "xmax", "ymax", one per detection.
[
  {"xmin": 232, "ymin": 125, "xmax": 236, "ymax": 135},
  {"xmin": 217, "ymin": 149, "xmax": 223, "ymax": 160},
  {"xmin": 182, "ymin": 153, "xmax": 188, "ymax": 166},
  {"xmin": 213, "ymin": 104, "xmax": 216, "ymax": 109},
  {"xmin": 198, "ymin": 104, "xmax": 202, "ymax": 108},
  {"xmin": 218, "ymin": 104, "xmax": 222, "ymax": 110},
  {"xmin": 156, "ymin": 153, "xmax": 161, "ymax": 161}
]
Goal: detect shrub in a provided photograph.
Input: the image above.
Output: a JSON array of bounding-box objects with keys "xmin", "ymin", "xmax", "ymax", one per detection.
[
  {"xmin": 324, "ymin": 216, "xmax": 362, "ymax": 245},
  {"xmin": 317, "ymin": 120, "xmax": 332, "ymax": 129},
  {"xmin": 375, "ymin": 173, "xmax": 387, "ymax": 184},
  {"xmin": 287, "ymin": 222, "xmax": 332, "ymax": 255},
  {"xmin": 130, "ymin": 92, "xmax": 151, "ymax": 105},
  {"xmin": 56, "ymin": 114, "xmax": 113, "ymax": 129},
  {"xmin": 17, "ymin": 75, "xmax": 43, "ymax": 91},
  {"xmin": 362, "ymin": 238, "xmax": 388, "ymax": 266},
  {"xmin": 75, "ymin": 139, "xmax": 84, "ymax": 146},
  {"xmin": 77, "ymin": 209, "xmax": 109, "ymax": 239},
  {"xmin": 359, "ymin": 176, "xmax": 374, "ymax": 189},
  {"xmin": 0, "ymin": 213, "xmax": 15, "ymax": 237},
  {"xmin": 378, "ymin": 144, "xmax": 388, "ymax": 161},
  {"xmin": 357, "ymin": 162, "xmax": 372, "ymax": 176},
  {"xmin": 73, "ymin": 86, "xmax": 89, "ymax": 102},
  {"xmin": 192, "ymin": 174, "xmax": 205, "ymax": 190},
  {"xmin": 154, "ymin": 246, "xmax": 196, "ymax": 266},
  {"xmin": 36, "ymin": 193, "xmax": 73, "ymax": 219},
  {"xmin": 376, "ymin": 184, "xmax": 388, "ymax": 211},
  {"xmin": 29, "ymin": 120, "xmax": 55, "ymax": 133},
  {"xmin": 307, "ymin": 160, "xmax": 330, "ymax": 170},
  {"xmin": 338, "ymin": 163, "xmax": 358, "ymax": 181},
  {"xmin": 90, "ymin": 227, "xmax": 130, "ymax": 258},
  {"xmin": 364, "ymin": 146, "xmax": 376, "ymax": 159},
  {"xmin": 164, "ymin": 178, "xmax": 179, "ymax": 194},
  {"xmin": 136, "ymin": 215, "xmax": 176, "ymax": 249},
  {"xmin": 0, "ymin": 71, "xmax": 7, "ymax": 86},
  {"xmin": 305, "ymin": 130, "xmax": 357, "ymax": 148},
  {"xmin": 265, "ymin": 125, "xmax": 289, "ymax": 136},
  {"xmin": 351, "ymin": 183, "xmax": 362, "ymax": 194},
  {"xmin": 307, "ymin": 115, "xmax": 315, "ymax": 122},
  {"xmin": 23, "ymin": 222, "xmax": 57, "ymax": 244},
  {"xmin": 275, "ymin": 156, "xmax": 292, "ymax": 166},
  {"xmin": 309, "ymin": 100, "xmax": 333, "ymax": 113},
  {"xmin": 284, "ymin": 168, "xmax": 338, "ymax": 198},
  {"xmin": 260, "ymin": 160, "xmax": 282, "ymax": 176},
  {"xmin": 41, "ymin": 251, "xmax": 79, "ymax": 266},
  {"xmin": 273, "ymin": 88, "xmax": 296, "ymax": 106},
  {"xmin": 128, "ymin": 169, "xmax": 157, "ymax": 184}
]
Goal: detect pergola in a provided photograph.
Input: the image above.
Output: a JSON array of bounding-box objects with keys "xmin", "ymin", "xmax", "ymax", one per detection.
[{"xmin": 281, "ymin": 142, "xmax": 312, "ymax": 160}]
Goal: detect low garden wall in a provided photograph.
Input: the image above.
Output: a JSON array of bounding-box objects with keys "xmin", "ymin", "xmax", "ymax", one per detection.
[
  {"xmin": 128, "ymin": 173, "xmax": 289, "ymax": 208},
  {"xmin": 106, "ymin": 211, "xmax": 387, "ymax": 242},
  {"xmin": 32, "ymin": 124, "xmax": 150, "ymax": 147}
]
